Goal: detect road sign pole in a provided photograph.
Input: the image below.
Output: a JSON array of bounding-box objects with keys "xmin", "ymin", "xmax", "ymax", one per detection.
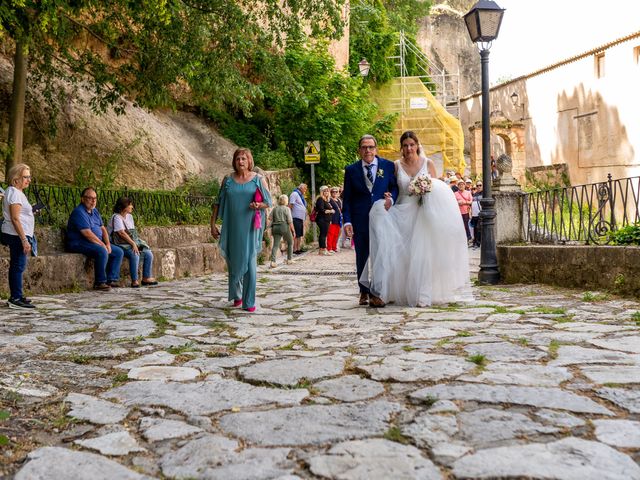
[{"xmin": 310, "ymin": 163, "xmax": 317, "ymax": 243}]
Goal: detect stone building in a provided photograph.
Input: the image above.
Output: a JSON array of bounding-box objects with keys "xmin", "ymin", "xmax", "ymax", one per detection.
[{"xmin": 460, "ymin": 31, "xmax": 640, "ymax": 187}]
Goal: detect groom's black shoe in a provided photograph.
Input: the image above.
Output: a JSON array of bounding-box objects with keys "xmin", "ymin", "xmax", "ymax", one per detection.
[
  {"xmin": 369, "ymin": 295, "xmax": 386, "ymax": 308},
  {"xmin": 359, "ymin": 293, "xmax": 369, "ymax": 306}
]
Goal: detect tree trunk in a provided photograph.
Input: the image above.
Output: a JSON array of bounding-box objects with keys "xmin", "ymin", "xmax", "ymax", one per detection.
[{"xmin": 6, "ymin": 39, "xmax": 27, "ymax": 181}]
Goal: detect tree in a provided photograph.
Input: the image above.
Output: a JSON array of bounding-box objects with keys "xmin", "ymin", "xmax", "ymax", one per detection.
[
  {"xmin": 349, "ymin": 0, "xmax": 432, "ymax": 83},
  {"xmin": 0, "ymin": 0, "xmax": 346, "ymax": 180},
  {"xmin": 272, "ymin": 42, "xmax": 395, "ymax": 185}
]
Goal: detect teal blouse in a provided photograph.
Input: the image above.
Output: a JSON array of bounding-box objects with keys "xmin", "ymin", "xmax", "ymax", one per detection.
[{"xmin": 217, "ymin": 174, "xmax": 272, "ymax": 277}]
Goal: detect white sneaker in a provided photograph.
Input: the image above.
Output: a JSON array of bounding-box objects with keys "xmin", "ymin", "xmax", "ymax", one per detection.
[{"xmin": 269, "ymin": 261, "xmax": 276, "ymax": 268}]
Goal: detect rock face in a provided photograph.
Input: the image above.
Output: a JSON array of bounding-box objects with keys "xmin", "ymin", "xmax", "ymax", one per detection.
[
  {"xmin": 0, "ymin": 56, "xmax": 235, "ymax": 188},
  {"xmin": 416, "ymin": 0, "xmax": 480, "ymax": 97}
]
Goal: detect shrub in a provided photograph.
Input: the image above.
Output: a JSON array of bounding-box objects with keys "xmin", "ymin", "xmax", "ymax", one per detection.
[
  {"xmin": 608, "ymin": 222, "xmax": 640, "ymax": 246},
  {"xmin": 255, "ymin": 148, "xmax": 294, "ymax": 170}
]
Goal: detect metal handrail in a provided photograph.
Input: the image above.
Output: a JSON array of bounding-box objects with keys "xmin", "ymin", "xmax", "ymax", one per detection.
[{"xmin": 524, "ymin": 174, "xmax": 640, "ymax": 245}]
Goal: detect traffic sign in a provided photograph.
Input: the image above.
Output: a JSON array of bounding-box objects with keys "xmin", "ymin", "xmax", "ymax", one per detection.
[{"xmin": 304, "ymin": 140, "xmax": 320, "ymax": 164}]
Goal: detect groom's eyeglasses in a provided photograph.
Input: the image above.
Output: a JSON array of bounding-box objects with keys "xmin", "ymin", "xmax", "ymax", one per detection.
[{"xmin": 360, "ymin": 146, "xmax": 376, "ymax": 150}]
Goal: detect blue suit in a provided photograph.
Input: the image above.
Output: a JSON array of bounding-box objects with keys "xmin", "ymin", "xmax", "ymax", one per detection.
[{"xmin": 342, "ymin": 157, "xmax": 399, "ymax": 293}]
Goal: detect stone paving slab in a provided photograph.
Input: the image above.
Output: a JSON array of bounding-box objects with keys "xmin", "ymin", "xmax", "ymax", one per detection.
[
  {"xmin": 307, "ymin": 439, "xmax": 444, "ymax": 480},
  {"xmin": 451, "ymin": 437, "xmax": 640, "ymax": 480},
  {"xmin": 2, "ymin": 248, "xmax": 640, "ymax": 479}
]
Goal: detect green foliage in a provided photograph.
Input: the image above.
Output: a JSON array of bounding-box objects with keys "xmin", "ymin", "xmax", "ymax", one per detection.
[
  {"xmin": 608, "ymin": 222, "xmax": 640, "ymax": 246},
  {"xmin": 23, "ymin": 181, "xmax": 215, "ymax": 228},
  {"xmin": 466, "ymin": 353, "xmax": 487, "ymax": 366},
  {"xmin": 255, "ymin": 148, "xmax": 294, "ymax": 171},
  {"xmin": 279, "ymin": 175, "xmax": 302, "ymax": 199},
  {"xmin": 205, "ymin": 109, "xmax": 270, "ymax": 153},
  {"xmin": 349, "ymin": 0, "xmax": 432, "ymax": 84},
  {"xmin": 0, "ymin": 409, "xmax": 10, "ymax": 446},
  {"xmin": 177, "ymin": 176, "xmax": 221, "ymax": 199},
  {"xmin": 1, "ymin": 0, "xmax": 347, "ymax": 117},
  {"xmin": 582, "ymin": 291, "xmax": 610, "ymax": 302},
  {"xmin": 272, "ymin": 42, "xmax": 392, "ymax": 185},
  {"xmin": 166, "ymin": 342, "xmax": 197, "ymax": 355},
  {"xmin": 383, "ymin": 426, "xmax": 410, "ymax": 444},
  {"xmin": 548, "ymin": 339, "xmax": 560, "ymax": 359}
]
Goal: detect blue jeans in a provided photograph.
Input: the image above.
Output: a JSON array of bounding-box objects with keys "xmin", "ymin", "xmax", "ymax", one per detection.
[
  {"xmin": 123, "ymin": 247, "xmax": 154, "ymax": 282},
  {"xmin": 3, "ymin": 233, "xmax": 28, "ymax": 300},
  {"xmin": 68, "ymin": 240, "xmax": 124, "ymax": 284}
]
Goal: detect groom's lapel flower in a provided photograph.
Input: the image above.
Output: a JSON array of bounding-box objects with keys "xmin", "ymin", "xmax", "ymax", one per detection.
[{"xmin": 376, "ymin": 169, "xmax": 384, "ymax": 178}]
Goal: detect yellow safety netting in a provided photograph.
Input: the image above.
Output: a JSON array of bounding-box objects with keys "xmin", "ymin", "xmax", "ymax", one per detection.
[{"xmin": 371, "ymin": 76, "xmax": 465, "ymax": 175}]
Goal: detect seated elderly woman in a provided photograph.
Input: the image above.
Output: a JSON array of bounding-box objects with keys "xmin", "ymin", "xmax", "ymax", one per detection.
[{"xmin": 108, "ymin": 197, "xmax": 157, "ymax": 288}]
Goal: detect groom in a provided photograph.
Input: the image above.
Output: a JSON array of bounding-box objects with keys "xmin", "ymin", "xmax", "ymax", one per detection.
[{"xmin": 342, "ymin": 134, "xmax": 399, "ymax": 307}]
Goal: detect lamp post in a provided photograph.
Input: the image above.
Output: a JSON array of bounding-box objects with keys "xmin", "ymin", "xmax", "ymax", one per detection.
[
  {"xmin": 464, "ymin": 0, "xmax": 505, "ymax": 285},
  {"xmin": 358, "ymin": 58, "xmax": 371, "ymax": 77}
]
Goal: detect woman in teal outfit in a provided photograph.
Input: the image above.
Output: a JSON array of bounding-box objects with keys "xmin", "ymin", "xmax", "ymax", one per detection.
[{"xmin": 211, "ymin": 148, "xmax": 272, "ymax": 312}]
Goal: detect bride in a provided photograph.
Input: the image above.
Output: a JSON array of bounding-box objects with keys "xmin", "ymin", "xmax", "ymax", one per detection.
[{"xmin": 363, "ymin": 131, "xmax": 473, "ymax": 306}]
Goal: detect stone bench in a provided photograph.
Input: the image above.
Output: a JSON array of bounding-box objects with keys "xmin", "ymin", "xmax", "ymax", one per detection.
[{"xmin": 0, "ymin": 225, "xmax": 226, "ymax": 294}]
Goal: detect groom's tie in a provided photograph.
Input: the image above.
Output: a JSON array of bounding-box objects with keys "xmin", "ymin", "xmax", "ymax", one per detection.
[{"xmin": 365, "ymin": 164, "xmax": 374, "ymax": 184}]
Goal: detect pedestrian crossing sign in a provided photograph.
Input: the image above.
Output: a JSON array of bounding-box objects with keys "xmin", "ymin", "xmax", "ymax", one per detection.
[{"xmin": 305, "ymin": 141, "xmax": 321, "ymax": 164}]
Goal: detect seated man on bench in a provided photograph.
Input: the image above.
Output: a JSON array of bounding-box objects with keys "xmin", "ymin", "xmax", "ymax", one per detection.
[{"xmin": 66, "ymin": 187, "xmax": 124, "ymax": 291}]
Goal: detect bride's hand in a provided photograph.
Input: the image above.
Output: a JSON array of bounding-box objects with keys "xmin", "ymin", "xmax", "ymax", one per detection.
[{"xmin": 384, "ymin": 193, "xmax": 392, "ymax": 211}]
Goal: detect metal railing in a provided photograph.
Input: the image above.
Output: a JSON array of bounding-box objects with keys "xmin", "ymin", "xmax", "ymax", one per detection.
[
  {"xmin": 524, "ymin": 174, "xmax": 640, "ymax": 245},
  {"xmin": 3, "ymin": 182, "xmax": 216, "ymax": 227}
]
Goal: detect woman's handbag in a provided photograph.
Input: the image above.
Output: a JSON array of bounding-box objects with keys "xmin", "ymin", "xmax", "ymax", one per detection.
[
  {"xmin": 253, "ymin": 187, "xmax": 263, "ymax": 230},
  {"xmin": 125, "ymin": 228, "xmax": 150, "ymax": 250},
  {"xmin": 309, "ymin": 207, "xmax": 318, "ymax": 222},
  {"xmin": 110, "ymin": 216, "xmax": 149, "ymax": 250}
]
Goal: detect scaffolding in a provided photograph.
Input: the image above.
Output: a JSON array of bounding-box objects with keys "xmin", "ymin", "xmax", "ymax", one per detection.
[{"xmin": 374, "ymin": 32, "xmax": 465, "ymax": 175}]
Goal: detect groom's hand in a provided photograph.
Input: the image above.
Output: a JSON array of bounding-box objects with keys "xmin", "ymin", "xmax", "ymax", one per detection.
[{"xmin": 344, "ymin": 224, "xmax": 353, "ymax": 238}]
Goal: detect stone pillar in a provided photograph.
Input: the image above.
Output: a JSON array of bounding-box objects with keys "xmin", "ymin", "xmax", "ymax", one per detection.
[{"xmin": 494, "ymin": 191, "xmax": 525, "ymax": 244}]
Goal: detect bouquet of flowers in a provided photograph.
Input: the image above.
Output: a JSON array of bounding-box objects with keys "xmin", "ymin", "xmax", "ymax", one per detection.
[{"xmin": 408, "ymin": 174, "xmax": 432, "ymax": 205}]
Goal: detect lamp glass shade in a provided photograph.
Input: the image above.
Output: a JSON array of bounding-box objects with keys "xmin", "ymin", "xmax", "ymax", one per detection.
[
  {"xmin": 510, "ymin": 92, "xmax": 519, "ymax": 106},
  {"xmin": 358, "ymin": 58, "xmax": 370, "ymax": 77},
  {"xmin": 464, "ymin": 0, "xmax": 505, "ymax": 43}
]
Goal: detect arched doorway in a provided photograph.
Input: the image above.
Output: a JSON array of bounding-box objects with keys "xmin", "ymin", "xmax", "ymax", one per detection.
[{"xmin": 469, "ymin": 118, "xmax": 526, "ymax": 183}]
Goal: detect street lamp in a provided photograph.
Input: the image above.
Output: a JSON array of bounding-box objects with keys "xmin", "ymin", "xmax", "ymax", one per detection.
[
  {"xmin": 358, "ymin": 58, "xmax": 371, "ymax": 77},
  {"xmin": 464, "ymin": 0, "xmax": 505, "ymax": 285}
]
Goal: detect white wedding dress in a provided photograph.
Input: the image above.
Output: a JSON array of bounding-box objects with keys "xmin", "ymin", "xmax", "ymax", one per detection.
[{"xmin": 362, "ymin": 159, "xmax": 473, "ymax": 306}]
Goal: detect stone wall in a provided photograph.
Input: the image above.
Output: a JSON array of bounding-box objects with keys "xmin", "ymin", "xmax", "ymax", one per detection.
[
  {"xmin": 0, "ymin": 225, "xmax": 225, "ymax": 294},
  {"xmin": 497, "ymin": 245, "xmax": 640, "ymax": 297},
  {"xmin": 460, "ymin": 33, "xmax": 640, "ymax": 187}
]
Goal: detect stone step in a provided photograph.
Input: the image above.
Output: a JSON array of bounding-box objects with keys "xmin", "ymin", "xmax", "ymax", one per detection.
[
  {"xmin": 0, "ymin": 244, "xmax": 225, "ymax": 294},
  {"xmin": 1, "ymin": 225, "xmax": 213, "ymax": 255}
]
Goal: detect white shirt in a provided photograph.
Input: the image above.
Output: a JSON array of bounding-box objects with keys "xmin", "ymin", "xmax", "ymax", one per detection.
[
  {"xmin": 362, "ymin": 158, "xmax": 378, "ymax": 180},
  {"xmin": 289, "ymin": 190, "xmax": 307, "ymax": 220},
  {"xmin": 108, "ymin": 213, "xmax": 135, "ymax": 235},
  {"xmin": 2, "ymin": 186, "xmax": 35, "ymax": 236},
  {"xmin": 471, "ymin": 196, "xmax": 482, "ymax": 217}
]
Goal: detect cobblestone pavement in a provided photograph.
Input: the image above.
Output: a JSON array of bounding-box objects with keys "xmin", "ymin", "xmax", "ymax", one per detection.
[{"xmin": 2, "ymin": 248, "xmax": 640, "ymax": 479}]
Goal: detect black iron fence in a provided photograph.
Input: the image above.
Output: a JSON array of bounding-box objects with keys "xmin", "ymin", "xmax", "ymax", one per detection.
[
  {"xmin": 3, "ymin": 182, "xmax": 216, "ymax": 227},
  {"xmin": 524, "ymin": 174, "xmax": 640, "ymax": 245}
]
